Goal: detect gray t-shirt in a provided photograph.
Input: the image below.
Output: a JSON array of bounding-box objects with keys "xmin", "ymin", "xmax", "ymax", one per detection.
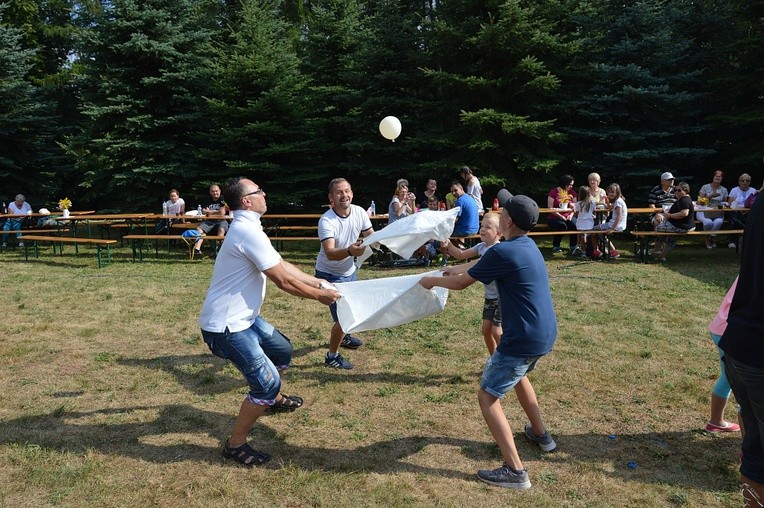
[{"xmin": 316, "ymin": 205, "xmax": 372, "ymax": 277}]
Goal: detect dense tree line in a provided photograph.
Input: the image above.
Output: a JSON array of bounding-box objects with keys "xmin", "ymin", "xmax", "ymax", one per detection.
[{"xmin": 1, "ymin": 0, "xmax": 761, "ymax": 212}]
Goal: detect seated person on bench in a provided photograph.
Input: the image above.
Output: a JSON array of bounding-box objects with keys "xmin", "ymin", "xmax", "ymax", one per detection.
[
  {"xmin": 194, "ymin": 184, "xmax": 229, "ymax": 257},
  {"xmin": 653, "ymin": 181, "xmax": 694, "ymax": 261}
]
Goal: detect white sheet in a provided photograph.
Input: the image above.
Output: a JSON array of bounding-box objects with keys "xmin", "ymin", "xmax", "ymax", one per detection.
[
  {"xmin": 334, "ymin": 271, "xmax": 449, "ymax": 333},
  {"xmin": 356, "ymin": 208, "xmax": 460, "ymax": 267}
]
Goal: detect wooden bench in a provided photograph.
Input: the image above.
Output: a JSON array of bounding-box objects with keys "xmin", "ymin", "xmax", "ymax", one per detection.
[
  {"xmin": 20, "ymin": 235, "xmax": 117, "ymax": 268},
  {"xmin": 630, "ymin": 229, "xmax": 745, "ymax": 262},
  {"xmin": 1, "ymin": 229, "xmax": 71, "ymax": 252},
  {"xmin": 122, "ymin": 234, "xmax": 225, "ymax": 261}
]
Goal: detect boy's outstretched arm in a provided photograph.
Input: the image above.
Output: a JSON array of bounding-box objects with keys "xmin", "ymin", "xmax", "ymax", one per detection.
[{"xmin": 420, "ymin": 272, "xmax": 476, "ymax": 291}]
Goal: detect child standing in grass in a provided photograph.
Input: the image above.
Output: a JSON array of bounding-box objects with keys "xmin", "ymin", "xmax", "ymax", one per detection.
[
  {"xmin": 572, "ymin": 186, "xmax": 596, "ymax": 257},
  {"xmin": 441, "ymin": 212, "xmax": 503, "ymax": 354},
  {"xmin": 420, "ymin": 192, "xmax": 558, "ymax": 490}
]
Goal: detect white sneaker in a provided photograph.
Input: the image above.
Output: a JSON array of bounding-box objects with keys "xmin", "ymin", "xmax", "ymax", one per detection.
[
  {"xmin": 728, "ymin": 242, "xmax": 736, "ymax": 249},
  {"xmin": 18, "ymin": 242, "xmax": 24, "ymax": 247}
]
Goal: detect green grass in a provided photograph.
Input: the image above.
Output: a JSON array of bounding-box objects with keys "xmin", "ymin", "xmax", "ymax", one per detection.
[{"xmin": 0, "ymin": 238, "xmax": 743, "ymax": 507}]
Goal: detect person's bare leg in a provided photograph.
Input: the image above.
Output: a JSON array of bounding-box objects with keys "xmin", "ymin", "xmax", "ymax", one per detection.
[
  {"xmin": 709, "ymin": 393, "xmax": 732, "ymax": 427},
  {"xmin": 477, "ymin": 389, "xmax": 523, "ymax": 470},
  {"xmin": 514, "ymin": 376, "xmax": 546, "ymax": 435},
  {"xmin": 194, "ymin": 227, "xmax": 204, "ymax": 251},
  {"xmin": 481, "ymin": 319, "xmax": 497, "ymax": 355},
  {"xmin": 329, "ymin": 321, "xmax": 344, "ymax": 354},
  {"xmin": 228, "ymin": 397, "xmax": 267, "ymax": 447}
]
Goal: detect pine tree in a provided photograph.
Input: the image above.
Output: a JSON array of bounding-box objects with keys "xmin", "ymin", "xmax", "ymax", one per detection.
[
  {"xmin": 0, "ymin": 3, "xmax": 61, "ymax": 203},
  {"xmin": 71, "ymin": 0, "xmax": 218, "ymax": 210},
  {"xmin": 199, "ymin": 0, "xmax": 317, "ymax": 209},
  {"xmin": 422, "ymin": 0, "xmax": 574, "ymax": 196},
  {"xmin": 558, "ymin": 0, "xmax": 714, "ymax": 197}
]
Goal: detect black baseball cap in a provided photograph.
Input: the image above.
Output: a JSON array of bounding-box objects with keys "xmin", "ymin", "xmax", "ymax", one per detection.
[{"xmin": 497, "ymin": 189, "xmax": 538, "ymax": 231}]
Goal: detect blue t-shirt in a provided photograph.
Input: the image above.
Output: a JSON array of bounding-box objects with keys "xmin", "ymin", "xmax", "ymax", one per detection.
[
  {"xmin": 468, "ymin": 236, "xmax": 558, "ymax": 357},
  {"xmin": 453, "ymin": 194, "xmax": 479, "ymax": 235}
]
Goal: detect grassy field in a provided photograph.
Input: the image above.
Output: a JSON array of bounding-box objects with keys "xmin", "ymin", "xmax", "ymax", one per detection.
[{"xmin": 0, "ymin": 237, "xmax": 744, "ymax": 507}]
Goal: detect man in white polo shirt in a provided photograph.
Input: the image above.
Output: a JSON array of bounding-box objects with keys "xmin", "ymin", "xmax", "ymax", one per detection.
[
  {"xmin": 316, "ymin": 178, "xmax": 375, "ymax": 369},
  {"xmin": 199, "ymin": 176, "xmax": 341, "ymax": 467}
]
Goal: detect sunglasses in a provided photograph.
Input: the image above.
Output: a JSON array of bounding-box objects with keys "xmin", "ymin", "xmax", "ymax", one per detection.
[
  {"xmin": 244, "ymin": 189, "xmax": 265, "ymax": 197},
  {"xmin": 739, "ymin": 179, "xmax": 751, "ymax": 183}
]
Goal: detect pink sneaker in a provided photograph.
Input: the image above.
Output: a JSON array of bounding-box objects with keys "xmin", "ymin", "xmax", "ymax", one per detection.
[
  {"xmin": 610, "ymin": 249, "xmax": 620, "ymax": 258},
  {"xmin": 705, "ymin": 421, "xmax": 741, "ymax": 433},
  {"xmin": 591, "ymin": 249, "xmax": 603, "ymax": 260}
]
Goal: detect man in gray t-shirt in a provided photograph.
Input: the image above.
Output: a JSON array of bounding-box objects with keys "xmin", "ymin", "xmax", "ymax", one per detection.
[{"xmin": 315, "ymin": 178, "xmax": 374, "ymax": 369}]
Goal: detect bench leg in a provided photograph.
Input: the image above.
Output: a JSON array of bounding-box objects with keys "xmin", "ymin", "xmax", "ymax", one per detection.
[{"xmin": 97, "ymin": 245, "xmax": 103, "ymax": 268}]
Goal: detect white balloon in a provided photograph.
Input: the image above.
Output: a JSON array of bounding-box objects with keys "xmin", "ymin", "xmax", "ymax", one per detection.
[{"xmin": 379, "ymin": 116, "xmax": 402, "ymax": 142}]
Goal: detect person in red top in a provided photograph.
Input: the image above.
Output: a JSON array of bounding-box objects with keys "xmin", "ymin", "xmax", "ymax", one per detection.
[{"xmin": 546, "ymin": 174, "xmax": 577, "ymax": 253}]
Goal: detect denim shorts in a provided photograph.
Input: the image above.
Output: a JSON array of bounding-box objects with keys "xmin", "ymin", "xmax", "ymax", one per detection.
[
  {"xmin": 200, "ymin": 316, "xmax": 292, "ymax": 405},
  {"xmin": 480, "ymin": 351, "xmax": 541, "ymax": 398},
  {"xmin": 315, "ymin": 269, "xmax": 357, "ymax": 322},
  {"xmin": 482, "ymin": 298, "xmax": 502, "ymax": 327}
]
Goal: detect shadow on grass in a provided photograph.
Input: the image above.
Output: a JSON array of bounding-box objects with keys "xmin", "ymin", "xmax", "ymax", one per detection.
[
  {"xmin": 0, "ymin": 405, "xmax": 740, "ymax": 490},
  {"xmin": 117, "ymin": 353, "xmax": 474, "ymax": 395},
  {"xmin": 0, "ymin": 404, "xmax": 485, "ymax": 480}
]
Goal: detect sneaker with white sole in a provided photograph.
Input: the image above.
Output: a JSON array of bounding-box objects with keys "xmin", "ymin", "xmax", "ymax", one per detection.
[
  {"xmin": 728, "ymin": 242, "xmax": 736, "ymax": 249},
  {"xmin": 325, "ymin": 352, "xmax": 353, "ymax": 369},
  {"xmin": 340, "ymin": 334, "xmax": 363, "ymax": 349},
  {"xmin": 610, "ymin": 249, "xmax": 620, "ymax": 258},
  {"xmin": 476, "ymin": 463, "xmax": 531, "ymax": 490},
  {"xmin": 524, "ymin": 422, "xmax": 557, "ymax": 452}
]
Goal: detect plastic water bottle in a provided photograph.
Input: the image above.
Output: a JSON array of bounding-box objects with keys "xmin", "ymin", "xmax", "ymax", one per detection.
[
  {"xmin": 370, "ymin": 201, "xmax": 376, "ymax": 215},
  {"xmin": 2, "ymin": 202, "xmax": 6, "ymax": 214},
  {"xmin": 197, "ymin": 204, "xmax": 203, "ymax": 216},
  {"xmin": 162, "ymin": 202, "xmax": 168, "ymax": 216}
]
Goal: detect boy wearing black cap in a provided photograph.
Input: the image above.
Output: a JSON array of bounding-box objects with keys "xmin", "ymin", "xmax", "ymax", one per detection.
[{"xmin": 419, "ymin": 190, "xmax": 558, "ymax": 490}]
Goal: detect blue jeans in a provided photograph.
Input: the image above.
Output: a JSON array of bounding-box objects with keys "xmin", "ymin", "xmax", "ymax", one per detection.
[
  {"xmin": 315, "ymin": 269, "xmax": 357, "ymax": 322},
  {"xmin": 200, "ymin": 316, "xmax": 292, "ymax": 405},
  {"xmin": 2, "ymin": 219, "xmax": 22, "ymax": 243},
  {"xmin": 480, "ymin": 351, "xmax": 541, "ymax": 398},
  {"xmin": 725, "ymin": 354, "xmax": 764, "ymax": 483}
]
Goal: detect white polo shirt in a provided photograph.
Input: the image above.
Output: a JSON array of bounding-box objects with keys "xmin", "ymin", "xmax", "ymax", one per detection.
[
  {"xmin": 199, "ymin": 209, "xmax": 281, "ymax": 333},
  {"xmin": 315, "ymin": 205, "xmax": 372, "ymax": 276}
]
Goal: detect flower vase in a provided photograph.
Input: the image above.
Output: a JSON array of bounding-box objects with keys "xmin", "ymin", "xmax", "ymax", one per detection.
[{"xmin": 62, "ymin": 209, "xmax": 70, "ymax": 218}]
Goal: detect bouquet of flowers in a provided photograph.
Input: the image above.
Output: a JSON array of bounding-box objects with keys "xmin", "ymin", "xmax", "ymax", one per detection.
[{"xmin": 58, "ymin": 197, "xmax": 72, "ymax": 210}]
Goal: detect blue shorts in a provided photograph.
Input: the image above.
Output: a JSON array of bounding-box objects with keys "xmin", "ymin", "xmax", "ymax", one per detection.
[
  {"xmin": 315, "ymin": 269, "xmax": 357, "ymax": 322},
  {"xmin": 200, "ymin": 316, "xmax": 292, "ymax": 406},
  {"xmin": 480, "ymin": 351, "xmax": 541, "ymax": 398}
]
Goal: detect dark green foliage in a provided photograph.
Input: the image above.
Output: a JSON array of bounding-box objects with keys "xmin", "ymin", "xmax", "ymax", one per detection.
[
  {"xmin": 423, "ymin": 0, "xmax": 574, "ymax": 200},
  {"xmin": 71, "ymin": 0, "xmax": 219, "ymax": 210},
  {"xmin": 558, "ymin": 0, "xmax": 717, "ymax": 199},
  {"xmin": 0, "ymin": 3, "xmax": 63, "ymax": 204},
  {"xmin": 6, "ymin": 0, "xmax": 764, "ymax": 210},
  {"xmin": 199, "ymin": 0, "xmax": 319, "ymax": 210}
]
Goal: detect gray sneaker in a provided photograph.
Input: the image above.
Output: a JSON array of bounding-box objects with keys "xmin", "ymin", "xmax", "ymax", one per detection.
[
  {"xmin": 476, "ymin": 464, "xmax": 531, "ymax": 490},
  {"xmin": 524, "ymin": 422, "xmax": 556, "ymax": 452}
]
